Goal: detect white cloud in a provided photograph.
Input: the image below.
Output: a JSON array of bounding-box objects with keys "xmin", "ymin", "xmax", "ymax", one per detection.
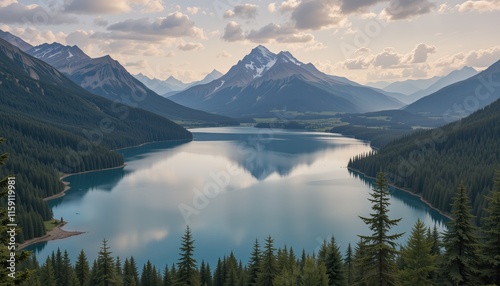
[
  {"xmin": 64, "ymin": 0, "xmax": 131, "ymax": 14},
  {"xmin": 373, "ymin": 48, "xmax": 402, "ymax": 68},
  {"xmin": 177, "ymin": 42, "xmax": 204, "ymax": 51},
  {"xmin": 106, "ymin": 13, "xmax": 205, "ymax": 41},
  {"xmin": 186, "ymin": 7, "xmax": 200, "ymax": 15},
  {"xmin": 268, "ymin": 3, "xmax": 277, "ymax": 12},
  {"xmin": 130, "ymin": 0, "xmax": 164, "ymax": 13},
  {"xmin": 291, "ymin": 0, "xmax": 343, "ymax": 30},
  {"xmin": 434, "ymin": 46, "xmax": 500, "ymax": 68},
  {"xmin": 246, "ymin": 22, "xmax": 315, "ymax": 43},
  {"xmin": 222, "ymin": 21, "xmax": 245, "ymax": 42},
  {"xmin": 0, "ymin": 0, "xmax": 16, "ymax": 8},
  {"xmin": 280, "ymin": 0, "xmax": 300, "ymax": 12},
  {"xmin": 456, "ymin": 0, "xmax": 500, "ymax": 12},
  {"xmin": 344, "ymin": 56, "xmax": 373, "ymax": 69},
  {"xmin": 10, "ymin": 26, "xmax": 67, "ymax": 46},
  {"xmin": 223, "ymin": 4, "xmax": 258, "ymax": 19},
  {"xmin": 408, "ymin": 43, "xmax": 436, "ymax": 63},
  {"xmin": 381, "ymin": 0, "xmax": 436, "ymax": 20},
  {"xmin": 342, "ymin": 43, "xmax": 436, "ymax": 70}
]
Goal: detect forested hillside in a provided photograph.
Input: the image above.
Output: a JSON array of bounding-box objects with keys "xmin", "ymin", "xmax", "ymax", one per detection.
[
  {"xmin": 0, "ymin": 39, "xmax": 192, "ymax": 241},
  {"xmin": 349, "ymin": 97, "xmax": 500, "ymax": 221}
]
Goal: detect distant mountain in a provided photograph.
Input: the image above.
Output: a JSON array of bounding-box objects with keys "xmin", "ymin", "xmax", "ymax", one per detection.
[
  {"xmin": 0, "ymin": 29, "xmax": 33, "ymax": 51},
  {"xmin": 134, "ymin": 69, "xmax": 224, "ymax": 96},
  {"xmin": 170, "ymin": 45, "xmax": 404, "ymax": 117},
  {"xmin": 26, "ymin": 42, "xmax": 237, "ymax": 125},
  {"xmin": 365, "ymin": 80, "xmax": 391, "ymax": 90},
  {"xmin": 0, "ymin": 38, "xmax": 192, "ymax": 240},
  {"xmin": 407, "ymin": 66, "xmax": 478, "ymax": 102},
  {"xmin": 405, "ymin": 60, "xmax": 500, "ymax": 119},
  {"xmin": 383, "ymin": 76, "xmax": 441, "ymax": 95}
]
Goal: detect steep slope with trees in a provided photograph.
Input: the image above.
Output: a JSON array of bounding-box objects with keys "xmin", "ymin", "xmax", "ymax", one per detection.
[
  {"xmin": 349, "ymin": 97, "xmax": 500, "ymax": 220},
  {"xmin": 0, "ymin": 38, "xmax": 192, "ymax": 241}
]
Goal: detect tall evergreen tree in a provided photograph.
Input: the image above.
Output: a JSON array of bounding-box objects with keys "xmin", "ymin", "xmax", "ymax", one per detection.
[
  {"xmin": 96, "ymin": 238, "xmax": 118, "ymax": 285},
  {"xmin": 199, "ymin": 260, "xmax": 212, "ymax": 286},
  {"xmin": 325, "ymin": 236, "xmax": 345, "ymax": 286},
  {"xmin": 358, "ymin": 171, "xmax": 403, "ymax": 286},
  {"xmin": 163, "ymin": 263, "xmax": 174, "ymax": 286},
  {"xmin": 39, "ymin": 256, "xmax": 57, "ymax": 286},
  {"xmin": 60, "ymin": 250, "xmax": 75, "ymax": 286},
  {"xmin": 247, "ymin": 239, "xmax": 261, "ymax": 286},
  {"xmin": 398, "ymin": 219, "xmax": 435, "ymax": 286},
  {"xmin": 273, "ymin": 264, "xmax": 299, "ymax": 286},
  {"xmin": 75, "ymin": 250, "xmax": 90, "ymax": 286},
  {"xmin": 89, "ymin": 260, "xmax": 99, "ymax": 286},
  {"xmin": 344, "ymin": 243, "xmax": 353, "ymax": 286},
  {"xmin": 256, "ymin": 235, "xmax": 277, "ymax": 286},
  {"xmin": 440, "ymin": 183, "xmax": 481, "ymax": 285},
  {"xmin": 481, "ymin": 170, "xmax": 500, "ymax": 285},
  {"xmin": 176, "ymin": 226, "xmax": 199, "ymax": 285}
]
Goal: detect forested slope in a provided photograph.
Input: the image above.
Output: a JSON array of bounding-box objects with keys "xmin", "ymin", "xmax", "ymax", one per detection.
[
  {"xmin": 0, "ymin": 39, "xmax": 192, "ymax": 241},
  {"xmin": 349, "ymin": 97, "xmax": 500, "ymax": 220}
]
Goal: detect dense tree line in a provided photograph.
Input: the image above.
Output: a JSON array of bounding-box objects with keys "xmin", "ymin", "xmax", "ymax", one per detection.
[
  {"xmin": 0, "ymin": 40, "xmax": 193, "ymax": 241},
  {"xmin": 6, "ymin": 170, "xmax": 500, "ymax": 285},
  {"xmin": 349, "ymin": 98, "xmax": 500, "ymax": 222}
]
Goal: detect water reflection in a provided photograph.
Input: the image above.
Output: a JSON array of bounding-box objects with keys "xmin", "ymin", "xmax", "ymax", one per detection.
[{"xmin": 28, "ymin": 127, "xmax": 448, "ymax": 269}]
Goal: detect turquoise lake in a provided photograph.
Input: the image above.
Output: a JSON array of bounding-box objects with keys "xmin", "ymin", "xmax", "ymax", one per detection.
[{"xmin": 28, "ymin": 127, "xmax": 448, "ymax": 268}]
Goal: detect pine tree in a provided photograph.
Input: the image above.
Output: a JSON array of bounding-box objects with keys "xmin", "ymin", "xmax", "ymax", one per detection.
[
  {"xmin": 75, "ymin": 250, "xmax": 90, "ymax": 286},
  {"xmin": 163, "ymin": 263, "xmax": 174, "ymax": 286},
  {"xmin": 398, "ymin": 219, "xmax": 435, "ymax": 286},
  {"xmin": 39, "ymin": 256, "xmax": 57, "ymax": 286},
  {"xmin": 300, "ymin": 257, "xmax": 319, "ymax": 286},
  {"xmin": 96, "ymin": 238, "xmax": 118, "ymax": 285},
  {"xmin": 115, "ymin": 256, "xmax": 123, "ymax": 285},
  {"xmin": 358, "ymin": 171, "xmax": 403, "ymax": 286},
  {"xmin": 344, "ymin": 243, "xmax": 353, "ymax": 286},
  {"xmin": 481, "ymin": 170, "xmax": 500, "ymax": 285},
  {"xmin": 256, "ymin": 235, "xmax": 277, "ymax": 286},
  {"xmin": 176, "ymin": 226, "xmax": 199, "ymax": 285},
  {"xmin": 273, "ymin": 264, "xmax": 299, "ymax": 286},
  {"xmin": 440, "ymin": 183, "xmax": 481, "ymax": 285},
  {"xmin": 325, "ymin": 236, "xmax": 345, "ymax": 286},
  {"xmin": 0, "ymin": 138, "xmax": 32, "ymax": 285},
  {"xmin": 89, "ymin": 259, "xmax": 99, "ymax": 286},
  {"xmin": 141, "ymin": 261, "xmax": 152, "ymax": 286},
  {"xmin": 199, "ymin": 260, "xmax": 212, "ymax": 286},
  {"xmin": 247, "ymin": 239, "xmax": 261, "ymax": 286}
]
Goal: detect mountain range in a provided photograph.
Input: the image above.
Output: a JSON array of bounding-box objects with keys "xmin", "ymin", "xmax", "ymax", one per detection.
[
  {"xmin": 405, "ymin": 60, "xmax": 500, "ymax": 119},
  {"xmin": 170, "ymin": 45, "xmax": 404, "ymax": 118},
  {"xmin": 21, "ymin": 42, "xmax": 236, "ymax": 125},
  {"xmin": 368, "ymin": 67, "xmax": 478, "ymax": 104},
  {"xmin": 134, "ymin": 70, "xmax": 223, "ymax": 96}
]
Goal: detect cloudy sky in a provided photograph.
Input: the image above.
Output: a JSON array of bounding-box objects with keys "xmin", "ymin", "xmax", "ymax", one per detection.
[{"xmin": 1, "ymin": 0, "xmax": 499, "ymax": 84}]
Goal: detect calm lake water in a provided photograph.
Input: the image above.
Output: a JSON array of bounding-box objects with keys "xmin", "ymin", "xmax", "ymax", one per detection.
[{"xmin": 28, "ymin": 127, "xmax": 447, "ymax": 268}]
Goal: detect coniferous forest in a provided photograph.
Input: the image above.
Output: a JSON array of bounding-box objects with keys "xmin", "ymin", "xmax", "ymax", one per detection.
[
  {"xmin": 349, "ymin": 97, "xmax": 500, "ymax": 223},
  {"xmin": 3, "ymin": 140, "xmax": 500, "ymax": 285},
  {"xmin": 0, "ymin": 38, "xmax": 193, "ymax": 242}
]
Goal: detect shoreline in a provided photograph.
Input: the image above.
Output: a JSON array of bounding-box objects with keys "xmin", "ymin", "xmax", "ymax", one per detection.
[
  {"xmin": 44, "ymin": 164, "xmax": 127, "ymax": 201},
  {"xmin": 23, "ymin": 138, "xmax": 193, "ymax": 249},
  {"xmin": 18, "ymin": 222, "xmax": 85, "ymax": 250},
  {"xmin": 348, "ymin": 167, "xmax": 453, "ymax": 220}
]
